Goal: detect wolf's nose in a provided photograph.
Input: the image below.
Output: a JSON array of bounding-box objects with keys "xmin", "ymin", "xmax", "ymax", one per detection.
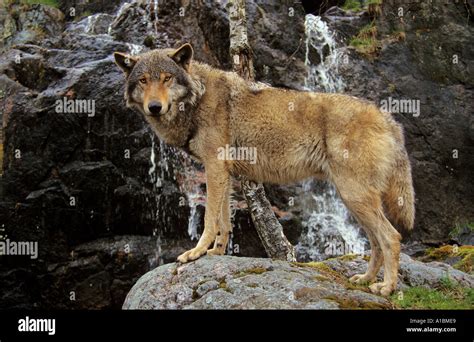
[{"xmin": 148, "ymin": 101, "xmax": 162, "ymax": 116}]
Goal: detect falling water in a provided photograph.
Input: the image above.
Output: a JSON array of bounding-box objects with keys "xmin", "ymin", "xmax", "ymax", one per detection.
[
  {"xmin": 107, "ymin": 2, "xmax": 132, "ymax": 35},
  {"xmin": 186, "ymin": 193, "xmax": 201, "ymax": 241},
  {"xmin": 296, "ymin": 14, "xmax": 367, "ymax": 261},
  {"xmin": 303, "ymin": 14, "xmax": 345, "ymax": 92},
  {"xmin": 152, "ymin": 0, "xmax": 160, "ymax": 34}
]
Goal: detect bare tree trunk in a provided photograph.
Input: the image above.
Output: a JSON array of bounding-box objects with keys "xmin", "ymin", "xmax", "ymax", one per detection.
[{"xmin": 228, "ymin": 0, "xmax": 296, "ymax": 262}]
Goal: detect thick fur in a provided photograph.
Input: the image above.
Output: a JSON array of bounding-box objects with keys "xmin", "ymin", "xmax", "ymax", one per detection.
[{"xmin": 114, "ymin": 44, "xmax": 415, "ymax": 296}]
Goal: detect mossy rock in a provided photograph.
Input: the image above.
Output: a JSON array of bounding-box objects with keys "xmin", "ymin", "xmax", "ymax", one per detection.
[
  {"xmin": 293, "ymin": 260, "xmax": 370, "ymax": 292},
  {"xmin": 234, "ymin": 266, "xmax": 269, "ymax": 278},
  {"xmin": 422, "ymin": 245, "xmax": 474, "ymax": 274}
]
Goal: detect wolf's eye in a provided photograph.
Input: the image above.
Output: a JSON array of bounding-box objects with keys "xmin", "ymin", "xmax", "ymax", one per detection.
[
  {"xmin": 164, "ymin": 75, "xmax": 172, "ymax": 82},
  {"xmin": 139, "ymin": 77, "xmax": 147, "ymax": 84}
]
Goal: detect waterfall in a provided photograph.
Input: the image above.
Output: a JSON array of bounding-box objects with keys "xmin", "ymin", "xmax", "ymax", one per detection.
[
  {"xmin": 304, "ymin": 14, "xmax": 345, "ymax": 92},
  {"xmin": 296, "ymin": 14, "xmax": 367, "ymax": 261}
]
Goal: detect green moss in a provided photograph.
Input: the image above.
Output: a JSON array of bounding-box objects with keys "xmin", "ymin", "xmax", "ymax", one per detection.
[
  {"xmin": 21, "ymin": 0, "xmax": 58, "ymax": 7},
  {"xmin": 349, "ymin": 22, "xmax": 380, "ymax": 57},
  {"xmin": 423, "ymin": 245, "xmax": 474, "ymax": 274},
  {"xmin": 313, "ymin": 275, "xmax": 330, "ymax": 282},
  {"xmin": 342, "ymin": 0, "xmax": 362, "ymax": 12},
  {"xmin": 218, "ymin": 279, "xmax": 232, "ymax": 293},
  {"xmin": 450, "ymin": 221, "xmax": 474, "ymax": 239},
  {"xmin": 359, "ymin": 22, "xmax": 378, "ymax": 38},
  {"xmin": 326, "ymin": 254, "xmax": 359, "ymax": 262},
  {"xmin": 367, "ymin": 0, "xmax": 382, "ymax": 5},
  {"xmin": 293, "ymin": 261, "xmax": 371, "ymax": 292},
  {"xmin": 143, "ymin": 35, "xmax": 156, "ymax": 48},
  {"xmin": 234, "ymin": 267, "xmax": 269, "ymax": 278},
  {"xmin": 391, "ymin": 286, "xmax": 474, "ymax": 309},
  {"xmin": 244, "ymin": 267, "xmax": 268, "ymax": 274}
]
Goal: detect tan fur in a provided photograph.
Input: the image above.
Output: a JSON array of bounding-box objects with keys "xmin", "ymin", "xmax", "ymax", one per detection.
[{"xmin": 114, "ymin": 44, "xmax": 415, "ymax": 296}]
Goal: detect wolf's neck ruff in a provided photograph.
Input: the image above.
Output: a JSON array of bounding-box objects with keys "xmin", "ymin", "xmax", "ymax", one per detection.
[{"xmin": 179, "ymin": 77, "xmax": 205, "ymax": 156}]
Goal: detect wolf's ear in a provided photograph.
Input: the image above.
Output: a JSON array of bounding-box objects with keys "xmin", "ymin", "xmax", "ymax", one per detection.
[
  {"xmin": 169, "ymin": 43, "xmax": 193, "ymax": 71},
  {"xmin": 114, "ymin": 52, "xmax": 138, "ymax": 75}
]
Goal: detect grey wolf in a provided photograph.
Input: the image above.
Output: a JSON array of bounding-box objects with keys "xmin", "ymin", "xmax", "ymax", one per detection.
[{"xmin": 114, "ymin": 43, "xmax": 415, "ymax": 296}]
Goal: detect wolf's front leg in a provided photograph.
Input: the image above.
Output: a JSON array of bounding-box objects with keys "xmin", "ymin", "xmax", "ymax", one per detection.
[
  {"xmin": 177, "ymin": 163, "xmax": 230, "ymax": 263},
  {"xmin": 207, "ymin": 182, "xmax": 231, "ymax": 256}
]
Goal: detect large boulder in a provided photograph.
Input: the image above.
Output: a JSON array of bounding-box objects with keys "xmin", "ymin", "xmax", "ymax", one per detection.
[
  {"xmin": 123, "ymin": 253, "xmax": 474, "ymax": 309},
  {"xmin": 122, "ymin": 255, "xmax": 392, "ymax": 309}
]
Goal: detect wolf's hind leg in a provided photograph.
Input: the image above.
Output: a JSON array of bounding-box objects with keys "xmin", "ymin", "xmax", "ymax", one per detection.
[
  {"xmin": 368, "ymin": 218, "xmax": 401, "ymax": 296},
  {"xmin": 177, "ymin": 163, "xmax": 229, "ymax": 263},
  {"xmin": 349, "ymin": 229, "xmax": 383, "ymax": 284},
  {"xmin": 335, "ymin": 180, "xmax": 400, "ymax": 296},
  {"xmin": 207, "ymin": 182, "xmax": 231, "ymax": 256}
]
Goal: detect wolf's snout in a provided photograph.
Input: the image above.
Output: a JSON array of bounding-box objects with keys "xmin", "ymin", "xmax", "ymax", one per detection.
[{"xmin": 148, "ymin": 101, "xmax": 162, "ymax": 116}]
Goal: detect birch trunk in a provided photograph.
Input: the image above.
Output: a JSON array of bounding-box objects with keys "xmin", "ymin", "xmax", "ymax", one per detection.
[{"xmin": 228, "ymin": 0, "xmax": 296, "ymax": 262}]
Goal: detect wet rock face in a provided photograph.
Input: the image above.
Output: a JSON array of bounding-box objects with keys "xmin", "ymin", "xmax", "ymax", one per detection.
[
  {"xmin": 0, "ymin": 2, "xmax": 65, "ymax": 50},
  {"xmin": 58, "ymin": 0, "xmax": 124, "ymax": 21},
  {"xmin": 246, "ymin": 1, "xmax": 308, "ymax": 89}
]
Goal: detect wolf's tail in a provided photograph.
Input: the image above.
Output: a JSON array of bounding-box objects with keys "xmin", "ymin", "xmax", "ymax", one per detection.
[{"xmin": 383, "ymin": 135, "xmax": 415, "ymax": 234}]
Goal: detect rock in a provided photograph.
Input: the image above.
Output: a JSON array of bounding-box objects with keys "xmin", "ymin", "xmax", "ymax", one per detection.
[
  {"xmin": 58, "ymin": 0, "xmax": 124, "ymax": 21},
  {"xmin": 123, "ymin": 253, "xmax": 474, "ymax": 309},
  {"xmin": 0, "ymin": 2, "xmax": 65, "ymax": 49},
  {"xmin": 398, "ymin": 254, "xmax": 474, "ymax": 289},
  {"xmin": 324, "ymin": 253, "xmax": 474, "ymax": 290},
  {"xmin": 246, "ymin": 1, "xmax": 308, "ymax": 89},
  {"xmin": 123, "ymin": 255, "xmax": 391, "ymax": 309}
]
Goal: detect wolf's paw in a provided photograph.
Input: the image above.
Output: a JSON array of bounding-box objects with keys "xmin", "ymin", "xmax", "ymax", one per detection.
[
  {"xmin": 177, "ymin": 247, "xmax": 207, "ymax": 263},
  {"xmin": 369, "ymin": 282, "xmax": 395, "ymax": 296},
  {"xmin": 207, "ymin": 247, "xmax": 225, "ymax": 256},
  {"xmin": 349, "ymin": 273, "xmax": 374, "ymax": 285}
]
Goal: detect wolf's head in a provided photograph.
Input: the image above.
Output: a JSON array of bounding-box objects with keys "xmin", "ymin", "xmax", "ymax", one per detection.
[{"xmin": 114, "ymin": 43, "xmax": 202, "ymax": 119}]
